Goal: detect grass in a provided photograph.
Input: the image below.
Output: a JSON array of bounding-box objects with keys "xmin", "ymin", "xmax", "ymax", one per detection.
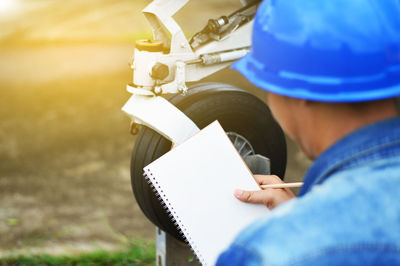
[{"xmin": 0, "ymin": 241, "xmax": 155, "ymax": 266}]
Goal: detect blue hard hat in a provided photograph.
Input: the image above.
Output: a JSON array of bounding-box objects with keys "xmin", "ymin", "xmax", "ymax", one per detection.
[{"xmin": 233, "ymin": 0, "xmax": 400, "ymax": 102}]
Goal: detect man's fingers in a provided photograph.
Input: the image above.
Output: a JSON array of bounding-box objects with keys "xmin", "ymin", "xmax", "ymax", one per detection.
[
  {"xmin": 234, "ymin": 189, "xmax": 273, "ymax": 205},
  {"xmin": 253, "ymin": 175, "xmax": 284, "ymax": 186},
  {"xmin": 234, "ymin": 187, "xmax": 295, "ymax": 209}
]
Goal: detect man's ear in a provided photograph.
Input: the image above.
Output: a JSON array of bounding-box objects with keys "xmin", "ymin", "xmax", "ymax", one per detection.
[
  {"xmin": 303, "ymin": 99, "xmax": 315, "ymax": 106},
  {"xmin": 295, "ymin": 99, "xmax": 318, "ymax": 117},
  {"xmin": 291, "ymin": 98, "xmax": 310, "ymax": 108}
]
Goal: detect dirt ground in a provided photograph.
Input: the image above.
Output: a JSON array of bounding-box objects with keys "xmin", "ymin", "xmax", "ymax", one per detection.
[
  {"xmin": 0, "ymin": 44, "xmax": 154, "ymax": 256},
  {"xmin": 0, "ymin": 0, "xmax": 311, "ymax": 258}
]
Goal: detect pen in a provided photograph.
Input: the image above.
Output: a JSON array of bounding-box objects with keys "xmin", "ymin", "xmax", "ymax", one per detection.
[{"xmin": 260, "ymin": 182, "xmax": 304, "ymax": 189}]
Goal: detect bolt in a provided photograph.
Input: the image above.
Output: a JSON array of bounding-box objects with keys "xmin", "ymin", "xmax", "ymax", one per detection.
[
  {"xmin": 151, "ymin": 63, "xmax": 169, "ymax": 80},
  {"xmin": 154, "ymin": 86, "xmax": 162, "ymax": 94},
  {"xmin": 130, "ymin": 122, "xmax": 140, "ymax": 135}
]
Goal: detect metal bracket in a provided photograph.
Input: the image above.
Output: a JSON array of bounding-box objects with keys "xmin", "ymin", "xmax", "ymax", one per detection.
[
  {"xmin": 122, "ymin": 94, "xmax": 200, "ymax": 145},
  {"xmin": 156, "ymin": 228, "xmax": 167, "ymax": 266},
  {"xmin": 131, "ymin": 0, "xmax": 254, "ymax": 95},
  {"xmin": 157, "ymin": 61, "xmax": 188, "ymax": 94},
  {"xmin": 143, "ymin": 0, "xmax": 192, "ymax": 55}
]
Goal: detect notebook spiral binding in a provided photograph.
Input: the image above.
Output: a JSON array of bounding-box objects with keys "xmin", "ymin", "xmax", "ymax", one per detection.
[{"xmin": 143, "ymin": 169, "xmax": 206, "ymax": 265}]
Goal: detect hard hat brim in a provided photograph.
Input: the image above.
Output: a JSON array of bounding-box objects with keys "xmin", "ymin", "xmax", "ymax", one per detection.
[{"xmin": 233, "ymin": 53, "xmax": 400, "ymax": 103}]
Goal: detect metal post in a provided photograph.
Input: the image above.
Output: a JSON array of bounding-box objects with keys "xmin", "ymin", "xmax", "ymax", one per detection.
[{"xmin": 156, "ymin": 227, "xmax": 201, "ymax": 266}]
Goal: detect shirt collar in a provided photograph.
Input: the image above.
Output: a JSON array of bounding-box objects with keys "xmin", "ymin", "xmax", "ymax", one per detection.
[{"xmin": 299, "ymin": 117, "xmax": 400, "ymax": 196}]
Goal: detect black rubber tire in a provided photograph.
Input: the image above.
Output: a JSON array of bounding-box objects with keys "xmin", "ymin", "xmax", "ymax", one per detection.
[{"xmin": 130, "ymin": 82, "xmax": 287, "ymax": 241}]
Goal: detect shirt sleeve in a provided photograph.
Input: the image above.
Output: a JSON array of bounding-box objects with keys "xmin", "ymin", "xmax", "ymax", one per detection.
[{"xmin": 216, "ymin": 243, "xmax": 263, "ymax": 266}]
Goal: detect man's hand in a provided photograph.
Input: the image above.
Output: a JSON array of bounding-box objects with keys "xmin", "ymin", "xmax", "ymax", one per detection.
[{"xmin": 234, "ymin": 175, "xmax": 296, "ymax": 209}]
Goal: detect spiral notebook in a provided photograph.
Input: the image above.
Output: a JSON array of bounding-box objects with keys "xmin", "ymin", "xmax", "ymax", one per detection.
[{"xmin": 144, "ymin": 121, "xmax": 269, "ymax": 265}]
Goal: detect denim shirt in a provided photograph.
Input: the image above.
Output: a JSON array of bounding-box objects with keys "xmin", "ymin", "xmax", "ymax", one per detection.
[{"xmin": 216, "ymin": 117, "xmax": 400, "ymax": 265}]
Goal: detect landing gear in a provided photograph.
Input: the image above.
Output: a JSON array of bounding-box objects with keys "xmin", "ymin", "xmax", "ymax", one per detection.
[{"xmin": 130, "ymin": 82, "xmax": 287, "ymax": 240}]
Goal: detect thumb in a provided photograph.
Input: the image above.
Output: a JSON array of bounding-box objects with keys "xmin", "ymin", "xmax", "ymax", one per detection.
[{"xmin": 234, "ymin": 189, "xmax": 273, "ymax": 207}]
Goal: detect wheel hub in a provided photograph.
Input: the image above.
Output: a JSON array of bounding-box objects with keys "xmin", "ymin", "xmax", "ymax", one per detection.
[{"xmin": 226, "ymin": 131, "xmax": 255, "ymax": 157}]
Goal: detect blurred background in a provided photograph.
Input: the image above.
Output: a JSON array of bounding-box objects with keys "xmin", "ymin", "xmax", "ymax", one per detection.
[{"xmin": 0, "ymin": 0, "xmax": 310, "ymax": 258}]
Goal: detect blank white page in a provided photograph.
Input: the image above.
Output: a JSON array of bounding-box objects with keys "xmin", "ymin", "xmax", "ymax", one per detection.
[{"xmin": 144, "ymin": 120, "xmax": 269, "ymax": 265}]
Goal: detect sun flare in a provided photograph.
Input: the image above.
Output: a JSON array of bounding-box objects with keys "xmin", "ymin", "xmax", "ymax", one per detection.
[{"xmin": 0, "ymin": 0, "xmax": 17, "ymax": 14}]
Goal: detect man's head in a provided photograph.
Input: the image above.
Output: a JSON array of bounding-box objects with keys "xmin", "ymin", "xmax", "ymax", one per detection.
[
  {"xmin": 266, "ymin": 93, "xmax": 397, "ymax": 159},
  {"xmin": 233, "ymin": 0, "xmax": 400, "ymax": 159}
]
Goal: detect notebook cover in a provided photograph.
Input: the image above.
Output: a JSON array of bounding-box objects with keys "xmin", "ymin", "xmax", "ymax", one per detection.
[{"xmin": 144, "ymin": 120, "xmax": 269, "ymax": 265}]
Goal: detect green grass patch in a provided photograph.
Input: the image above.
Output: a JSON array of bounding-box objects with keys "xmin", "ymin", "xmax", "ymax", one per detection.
[{"xmin": 0, "ymin": 241, "xmax": 155, "ymax": 266}]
